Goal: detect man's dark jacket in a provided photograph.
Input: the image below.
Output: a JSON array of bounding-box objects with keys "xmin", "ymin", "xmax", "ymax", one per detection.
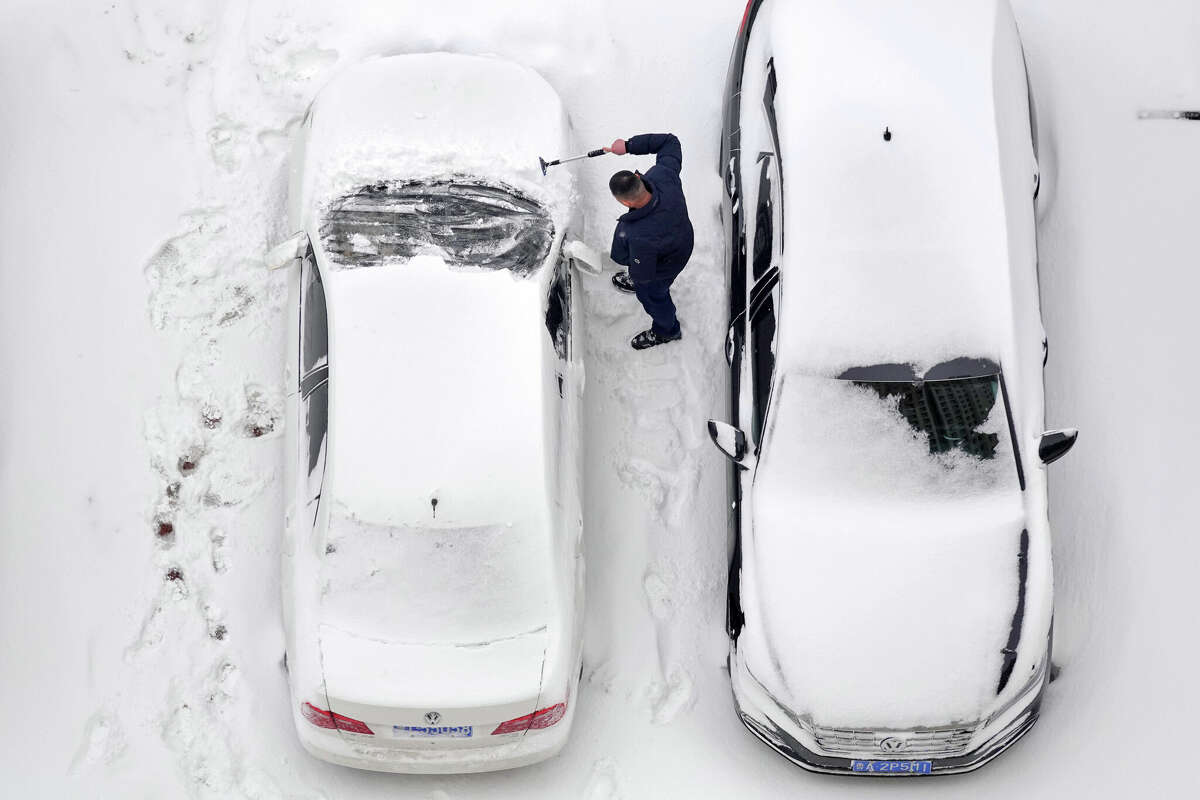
[{"xmin": 609, "ymin": 133, "xmax": 694, "ymax": 283}]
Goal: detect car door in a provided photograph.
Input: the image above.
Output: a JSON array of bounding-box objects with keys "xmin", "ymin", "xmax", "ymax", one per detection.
[{"xmin": 299, "ymin": 246, "xmax": 329, "ymax": 537}]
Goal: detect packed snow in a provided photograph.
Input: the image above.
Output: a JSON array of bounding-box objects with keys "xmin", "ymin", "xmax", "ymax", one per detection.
[{"xmin": 2, "ymin": 0, "xmax": 1199, "ymax": 797}]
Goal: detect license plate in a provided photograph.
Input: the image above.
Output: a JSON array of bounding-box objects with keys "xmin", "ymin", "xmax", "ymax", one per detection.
[
  {"xmin": 851, "ymin": 760, "xmax": 932, "ymax": 775},
  {"xmin": 392, "ymin": 725, "xmax": 473, "ymax": 738}
]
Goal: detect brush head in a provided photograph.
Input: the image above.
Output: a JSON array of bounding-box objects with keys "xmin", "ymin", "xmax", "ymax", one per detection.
[{"xmin": 539, "ymin": 156, "xmax": 549, "ymax": 176}]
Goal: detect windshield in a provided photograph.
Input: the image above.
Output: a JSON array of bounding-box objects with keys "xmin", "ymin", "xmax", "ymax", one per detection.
[
  {"xmin": 319, "ymin": 179, "xmax": 554, "ymax": 274},
  {"xmin": 844, "ymin": 375, "xmax": 1002, "ymax": 460},
  {"xmin": 759, "ymin": 366, "xmax": 1020, "ymax": 502}
]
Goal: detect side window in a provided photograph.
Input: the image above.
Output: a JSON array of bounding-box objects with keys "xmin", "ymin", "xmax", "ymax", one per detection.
[
  {"xmin": 305, "ymin": 381, "xmax": 328, "ymax": 507},
  {"xmin": 545, "ymin": 255, "xmax": 571, "ymax": 362},
  {"xmin": 752, "ymin": 155, "xmax": 774, "ymax": 282},
  {"xmin": 300, "ymin": 248, "xmax": 329, "ymax": 514},
  {"xmin": 750, "ymin": 284, "xmax": 778, "ymax": 447},
  {"xmin": 762, "ymin": 59, "xmax": 783, "ymax": 254},
  {"xmin": 300, "ymin": 248, "xmax": 328, "ymax": 377}
]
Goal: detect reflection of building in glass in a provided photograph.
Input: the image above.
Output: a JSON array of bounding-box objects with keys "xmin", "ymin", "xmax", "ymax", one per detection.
[{"xmin": 856, "ymin": 378, "xmax": 999, "ymax": 460}]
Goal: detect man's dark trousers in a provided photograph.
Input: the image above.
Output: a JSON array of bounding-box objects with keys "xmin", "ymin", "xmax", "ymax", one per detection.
[{"xmin": 634, "ymin": 266, "xmax": 685, "ymax": 338}]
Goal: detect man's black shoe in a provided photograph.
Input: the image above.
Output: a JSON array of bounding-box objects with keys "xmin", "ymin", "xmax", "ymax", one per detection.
[
  {"xmin": 631, "ymin": 328, "xmax": 682, "ymax": 350},
  {"xmin": 611, "ymin": 271, "xmax": 637, "ymax": 294}
]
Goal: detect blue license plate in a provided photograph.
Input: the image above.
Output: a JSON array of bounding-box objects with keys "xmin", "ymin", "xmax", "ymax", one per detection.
[
  {"xmin": 851, "ymin": 760, "xmax": 932, "ymax": 775},
  {"xmin": 393, "ymin": 725, "xmax": 473, "ymax": 738}
]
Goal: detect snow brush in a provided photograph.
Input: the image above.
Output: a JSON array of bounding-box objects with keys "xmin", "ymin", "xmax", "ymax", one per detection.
[{"xmin": 539, "ymin": 148, "xmax": 607, "ymax": 176}]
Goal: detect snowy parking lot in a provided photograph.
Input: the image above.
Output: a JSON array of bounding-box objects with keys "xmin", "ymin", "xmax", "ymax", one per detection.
[{"xmin": 2, "ymin": 0, "xmax": 1198, "ymax": 797}]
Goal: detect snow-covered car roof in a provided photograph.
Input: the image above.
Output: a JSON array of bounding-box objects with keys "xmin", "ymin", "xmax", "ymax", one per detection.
[
  {"xmin": 323, "ymin": 256, "xmax": 555, "ymax": 531},
  {"xmin": 762, "ymin": 0, "xmax": 1030, "ymax": 377}
]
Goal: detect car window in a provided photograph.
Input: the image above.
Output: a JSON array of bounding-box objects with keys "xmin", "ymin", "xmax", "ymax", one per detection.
[
  {"xmin": 305, "ymin": 380, "xmax": 328, "ymax": 507},
  {"xmin": 750, "ymin": 282, "xmax": 778, "ymax": 447},
  {"xmin": 545, "ymin": 254, "xmax": 570, "ymax": 361},
  {"xmin": 319, "ymin": 179, "xmax": 554, "ymax": 275},
  {"xmin": 762, "ymin": 59, "xmax": 783, "ymax": 253},
  {"xmin": 752, "ymin": 155, "xmax": 774, "ymax": 282},
  {"xmin": 850, "ymin": 376, "xmax": 1002, "ymax": 459},
  {"xmin": 300, "ymin": 247, "xmax": 327, "ymax": 377}
]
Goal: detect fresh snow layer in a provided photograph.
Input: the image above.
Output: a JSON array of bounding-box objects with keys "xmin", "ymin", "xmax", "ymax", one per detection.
[
  {"xmin": 319, "ymin": 622, "xmax": 547, "ymax": 709},
  {"xmin": 320, "ymin": 512, "xmax": 551, "ymax": 649},
  {"xmin": 760, "ymin": 374, "xmax": 1020, "ymax": 504},
  {"xmin": 748, "ymin": 375, "xmax": 1023, "ymax": 726},
  {"xmin": 299, "ymin": 52, "xmax": 574, "ymax": 234},
  {"xmin": 763, "ymin": 0, "xmax": 1020, "ymax": 375},
  {"xmin": 5, "ymin": 0, "xmax": 1200, "ymax": 797},
  {"xmin": 324, "ymin": 257, "xmax": 554, "ymax": 530}
]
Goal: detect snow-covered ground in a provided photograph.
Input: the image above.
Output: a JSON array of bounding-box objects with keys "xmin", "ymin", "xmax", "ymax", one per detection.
[{"xmin": 2, "ymin": 0, "xmax": 1198, "ymax": 797}]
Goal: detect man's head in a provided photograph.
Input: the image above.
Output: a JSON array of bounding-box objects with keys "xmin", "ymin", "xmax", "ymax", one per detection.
[{"xmin": 609, "ymin": 170, "xmax": 651, "ymax": 209}]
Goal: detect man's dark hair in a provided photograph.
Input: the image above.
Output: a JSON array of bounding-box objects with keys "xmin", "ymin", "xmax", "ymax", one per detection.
[{"xmin": 609, "ymin": 170, "xmax": 646, "ymax": 201}]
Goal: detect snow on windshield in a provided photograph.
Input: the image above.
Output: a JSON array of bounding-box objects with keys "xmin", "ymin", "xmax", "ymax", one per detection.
[
  {"xmin": 761, "ymin": 373, "xmax": 1019, "ymax": 502},
  {"xmin": 318, "ymin": 179, "xmax": 554, "ymax": 274}
]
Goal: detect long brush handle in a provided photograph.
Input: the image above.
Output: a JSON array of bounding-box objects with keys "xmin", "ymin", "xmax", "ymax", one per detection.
[{"xmin": 541, "ymin": 149, "xmax": 608, "ymax": 173}]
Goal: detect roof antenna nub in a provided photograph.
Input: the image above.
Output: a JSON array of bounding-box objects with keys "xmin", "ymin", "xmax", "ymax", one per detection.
[
  {"xmin": 883, "ymin": 127, "xmax": 892, "ymax": 142},
  {"xmin": 430, "ymin": 496, "xmax": 438, "ymax": 518}
]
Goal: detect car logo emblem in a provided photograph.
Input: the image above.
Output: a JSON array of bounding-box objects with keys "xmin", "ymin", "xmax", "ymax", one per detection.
[
  {"xmin": 878, "ymin": 736, "xmax": 908, "ymax": 752},
  {"xmin": 424, "ymin": 711, "xmax": 441, "ymax": 725}
]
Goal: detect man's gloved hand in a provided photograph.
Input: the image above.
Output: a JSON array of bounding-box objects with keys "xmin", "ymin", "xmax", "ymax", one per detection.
[{"xmin": 603, "ymin": 138, "xmax": 628, "ymax": 156}]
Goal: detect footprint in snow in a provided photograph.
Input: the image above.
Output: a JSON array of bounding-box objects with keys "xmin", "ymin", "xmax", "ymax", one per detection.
[
  {"xmin": 69, "ymin": 709, "xmax": 126, "ymax": 773},
  {"xmin": 649, "ymin": 666, "xmax": 695, "ymax": 725},
  {"xmin": 584, "ymin": 757, "xmax": 623, "ymax": 800},
  {"xmin": 642, "ymin": 570, "xmax": 674, "ymax": 622}
]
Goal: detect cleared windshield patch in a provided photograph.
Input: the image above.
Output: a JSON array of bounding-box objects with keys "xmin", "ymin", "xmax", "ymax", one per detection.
[
  {"xmin": 839, "ymin": 361, "xmax": 1002, "ymax": 460},
  {"xmin": 319, "ymin": 180, "xmax": 554, "ymax": 274}
]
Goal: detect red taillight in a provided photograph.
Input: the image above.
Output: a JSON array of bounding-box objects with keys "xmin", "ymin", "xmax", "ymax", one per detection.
[
  {"xmin": 739, "ymin": 0, "xmax": 754, "ymax": 34},
  {"xmin": 490, "ymin": 703, "xmax": 567, "ymax": 736},
  {"xmin": 300, "ymin": 702, "xmax": 374, "ymax": 735}
]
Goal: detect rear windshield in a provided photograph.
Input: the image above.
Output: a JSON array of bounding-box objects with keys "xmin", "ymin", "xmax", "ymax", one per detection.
[{"xmin": 319, "ymin": 179, "xmax": 554, "ymax": 275}]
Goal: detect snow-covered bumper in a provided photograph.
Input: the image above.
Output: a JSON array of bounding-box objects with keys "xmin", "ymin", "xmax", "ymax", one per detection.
[
  {"xmin": 730, "ymin": 647, "xmax": 1049, "ymax": 777},
  {"xmin": 292, "ymin": 700, "xmax": 576, "ymax": 774}
]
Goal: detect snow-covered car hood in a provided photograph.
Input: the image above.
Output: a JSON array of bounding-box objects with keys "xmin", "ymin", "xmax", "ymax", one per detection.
[{"xmin": 744, "ymin": 374, "xmax": 1027, "ymax": 727}]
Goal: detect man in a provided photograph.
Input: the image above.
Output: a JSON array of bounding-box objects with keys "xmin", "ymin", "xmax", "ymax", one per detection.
[{"xmin": 604, "ymin": 133, "xmax": 694, "ymax": 350}]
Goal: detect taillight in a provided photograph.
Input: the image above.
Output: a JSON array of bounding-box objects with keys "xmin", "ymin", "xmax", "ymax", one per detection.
[
  {"xmin": 300, "ymin": 702, "xmax": 374, "ymax": 735},
  {"xmin": 490, "ymin": 703, "xmax": 567, "ymax": 735},
  {"xmin": 739, "ymin": 0, "xmax": 754, "ymax": 34}
]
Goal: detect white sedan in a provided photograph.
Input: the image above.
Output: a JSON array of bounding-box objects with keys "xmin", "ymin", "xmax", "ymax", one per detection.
[{"xmin": 267, "ymin": 53, "xmax": 586, "ymax": 774}]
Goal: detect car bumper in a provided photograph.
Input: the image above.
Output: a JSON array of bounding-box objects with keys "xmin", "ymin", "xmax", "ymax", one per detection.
[
  {"xmin": 730, "ymin": 647, "xmax": 1048, "ymax": 777},
  {"xmin": 294, "ymin": 704, "xmax": 575, "ymax": 774}
]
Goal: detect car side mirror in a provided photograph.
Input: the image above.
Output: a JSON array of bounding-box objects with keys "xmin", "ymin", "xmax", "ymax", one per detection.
[
  {"xmin": 707, "ymin": 420, "xmax": 748, "ymax": 467},
  {"xmin": 563, "ymin": 239, "xmax": 602, "ymax": 275},
  {"xmin": 1038, "ymin": 428, "xmax": 1078, "ymax": 465},
  {"xmin": 265, "ymin": 231, "xmax": 308, "ymax": 271}
]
